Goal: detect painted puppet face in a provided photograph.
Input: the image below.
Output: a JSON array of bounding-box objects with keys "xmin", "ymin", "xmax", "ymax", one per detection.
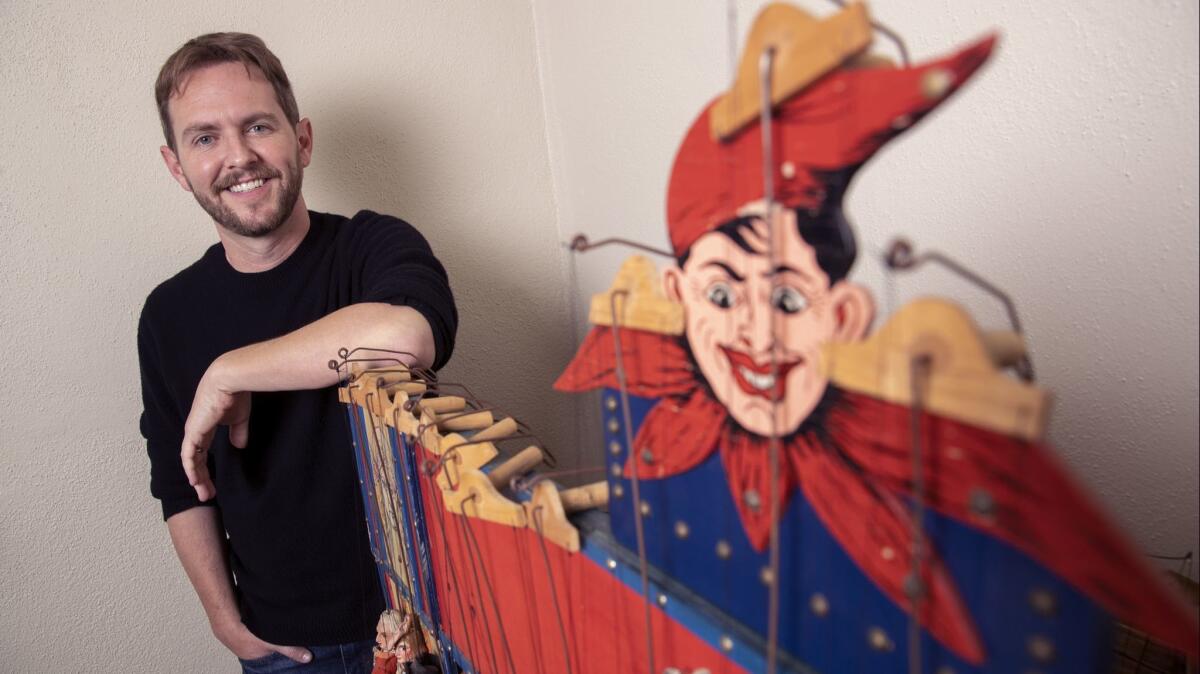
[
  {"xmin": 665, "ymin": 207, "xmax": 872, "ymax": 437},
  {"xmin": 160, "ymin": 62, "xmax": 311, "ymax": 238}
]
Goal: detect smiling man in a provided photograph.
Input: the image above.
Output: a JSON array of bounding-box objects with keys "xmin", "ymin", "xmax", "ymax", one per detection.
[{"xmin": 139, "ymin": 33, "xmax": 456, "ymax": 673}]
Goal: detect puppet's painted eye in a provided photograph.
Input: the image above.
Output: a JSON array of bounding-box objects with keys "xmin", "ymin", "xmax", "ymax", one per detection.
[
  {"xmin": 706, "ymin": 283, "xmax": 735, "ymax": 309},
  {"xmin": 771, "ymin": 286, "xmax": 808, "ymax": 314}
]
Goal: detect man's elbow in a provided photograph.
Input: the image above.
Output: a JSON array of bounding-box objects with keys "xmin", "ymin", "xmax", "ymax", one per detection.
[{"xmin": 372, "ymin": 304, "xmax": 437, "ymax": 371}]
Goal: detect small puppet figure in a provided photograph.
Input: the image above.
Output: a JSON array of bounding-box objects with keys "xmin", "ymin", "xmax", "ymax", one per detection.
[{"xmin": 371, "ymin": 609, "xmax": 434, "ymax": 674}]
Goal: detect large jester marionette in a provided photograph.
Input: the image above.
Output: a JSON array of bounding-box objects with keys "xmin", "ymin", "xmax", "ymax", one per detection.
[{"xmin": 557, "ymin": 3, "xmax": 1197, "ymax": 672}]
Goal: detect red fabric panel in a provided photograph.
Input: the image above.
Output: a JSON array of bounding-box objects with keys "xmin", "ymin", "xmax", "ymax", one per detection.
[{"xmin": 414, "ymin": 441, "xmax": 744, "ymax": 674}]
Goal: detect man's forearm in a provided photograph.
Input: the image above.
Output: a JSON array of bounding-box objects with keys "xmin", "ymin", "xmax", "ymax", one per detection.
[
  {"xmin": 166, "ymin": 508, "xmax": 303, "ymax": 660},
  {"xmin": 166, "ymin": 507, "xmax": 242, "ymax": 634},
  {"xmin": 213, "ymin": 302, "xmax": 434, "ymax": 393}
]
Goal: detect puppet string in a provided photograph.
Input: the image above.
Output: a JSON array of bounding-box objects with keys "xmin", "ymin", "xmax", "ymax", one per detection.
[
  {"xmin": 366, "ymin": 393, "xmax": 420, "ymax": 609},
  {"xmin": 424, "ymin": 454, "xmax": 478, "ymax": 672},
  {"xmin": 758, "ymin": 45, "xmax": 784, "ymax": 674},
  {"xmin": 609, "ymin": 288, "xmax": 657, "ymax": 674},
  {"xmin": 908, "ymin": 357, "xmax": 932, "ymax": 674},
  {"xmin": 532, "ymin": 507, "xmax": 576, "ymax": 674},
  {"xmin": 455, "ymin": 496, "xmax": 504, "ymax": 674},
  {"xmin": 458, "ymin": 496, "xmax": 518, "ymax": 674}
]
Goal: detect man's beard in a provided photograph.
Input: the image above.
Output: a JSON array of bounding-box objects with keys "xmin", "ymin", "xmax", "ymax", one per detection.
[{"xmin": 191, "ymin": 158, "xmax": 303, "ymax": 238}]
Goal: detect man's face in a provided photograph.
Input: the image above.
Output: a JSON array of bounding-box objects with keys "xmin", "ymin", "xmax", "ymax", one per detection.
[
  {"xmin": 160, "ymin": 62, "xmax": 311, "ymax": 238},
  {"xmin": 665, "ymin": 209, "xmax": 872, "ymax": 437}
]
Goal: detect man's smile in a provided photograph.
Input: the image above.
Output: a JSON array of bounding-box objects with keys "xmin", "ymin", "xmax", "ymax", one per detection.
[
  {"xmin": 216, "ymin": 171, "xmax": 278, "ymax": 198},
  {"xmin": 227, "ymin": 177, "xmax": 267, "ymax": 194},
  {"xmin": 720, "ymin": 345, "xmax": 802, "ymax": 400}
]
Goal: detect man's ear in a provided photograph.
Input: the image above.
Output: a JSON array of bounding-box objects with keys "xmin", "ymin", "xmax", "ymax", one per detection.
[
  {"xmin": 160, "ymin": 145, "xmax": 193, "ymax": 193},
  {"xmin": 828, "ymin": 281, "xmax": 875, "ymax": 342},
  {"xmin": 296, "ymin": 117, "xmax": 313, "ymax": 168},
  {"xmin": 663, "ymin": 265, "xmax": 684, "ymax": 303}
]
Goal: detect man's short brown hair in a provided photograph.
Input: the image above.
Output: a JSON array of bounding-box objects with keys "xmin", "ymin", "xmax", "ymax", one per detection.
[{"xmin": 155, "ymin": 32, "xmax": 300, "ymax": 150}]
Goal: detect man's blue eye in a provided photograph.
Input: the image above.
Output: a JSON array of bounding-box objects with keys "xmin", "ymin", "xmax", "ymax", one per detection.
[
  {"xmin": 706, "ymin": 283, "xmax": 735, "ymax": 309},
  {"xmin": 194, "ymin": 135, "xmax": 213, "ymax": 146},
  {"xmin": 249, "ymin": 124, "xmax": 267, "ymax": 133}
]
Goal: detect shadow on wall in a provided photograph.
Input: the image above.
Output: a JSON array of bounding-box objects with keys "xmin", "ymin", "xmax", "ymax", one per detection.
[{"xmin": 307, "ymin": 98, "xmax": 591, "ymax": 481}]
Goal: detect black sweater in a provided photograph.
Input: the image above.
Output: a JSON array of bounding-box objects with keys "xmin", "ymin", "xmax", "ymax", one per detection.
[{"xmin": 137, "ymin": 210, "xmax": 456, "ymax": 645}]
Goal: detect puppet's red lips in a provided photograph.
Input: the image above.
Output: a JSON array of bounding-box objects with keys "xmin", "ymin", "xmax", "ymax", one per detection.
[{"xmin": 720, "ymin": 346, "xmax": 801, "ymax": 400}]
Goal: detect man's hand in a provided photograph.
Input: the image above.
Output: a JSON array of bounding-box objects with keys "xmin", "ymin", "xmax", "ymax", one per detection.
[
  {"xmin": 182, "ymin": 359, "xmax": 249, "ymax": 501},
  {"xmin": 214, "ymin": 619, "xmax": 312, "ymax": 664}
]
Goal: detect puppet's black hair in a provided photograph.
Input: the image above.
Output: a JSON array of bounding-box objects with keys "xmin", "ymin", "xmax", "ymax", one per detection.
[{"xmin": 675, "ymin": 169, "xmax": 857, "ymax": 283}]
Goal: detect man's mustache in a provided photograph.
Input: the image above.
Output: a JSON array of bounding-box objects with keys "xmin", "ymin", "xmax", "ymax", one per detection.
[{"xmin": 215, "ymin": 169, "xmax": 280, "ymax": 190}]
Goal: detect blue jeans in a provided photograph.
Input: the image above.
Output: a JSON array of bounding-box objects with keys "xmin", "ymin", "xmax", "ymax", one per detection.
[{"xmin": 239, "ymin": 639, "xmax": 375, "ymax": 674}]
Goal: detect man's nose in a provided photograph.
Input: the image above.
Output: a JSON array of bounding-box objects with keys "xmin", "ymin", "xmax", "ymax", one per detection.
[{"xmin": 225, "ymin": 135, "xmax": 259, "ymax": 168}]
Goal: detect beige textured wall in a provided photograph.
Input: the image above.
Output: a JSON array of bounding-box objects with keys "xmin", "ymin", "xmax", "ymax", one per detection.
[
  {"xmin": 0, "ymin": 1, "xmax": 571, "ymax": 671},
  {"xmin": 2, "ymin": 0, "xmax": 1197, "ymax": 672},
  {"xmin": 533, "ymin": 0, "xmax": 1199, "ymax": 580}
]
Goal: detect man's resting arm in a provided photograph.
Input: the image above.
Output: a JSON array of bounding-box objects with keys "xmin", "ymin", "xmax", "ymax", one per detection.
[{"xmin": 182, "ymin": 302, "xmax": 433, "ymax": 500}]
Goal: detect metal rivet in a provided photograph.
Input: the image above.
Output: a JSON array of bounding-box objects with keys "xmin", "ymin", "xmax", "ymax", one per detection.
[
  {"xmin": 606, "ymin": 418, "xmax": 620, "ymax": 434},
  {"xmin": 662, "ymin": 668, "xmax": 681, "ymax": 674},
  {"xmin": 922, "ymin": 68, "xmax": 954, "ymax": 99},
  {"xmin": 781, "ymin": 161, "xmax": 797, "ymax": 179},
  {"xmin": 946, "ymin": 445, "xmax": 963, "ymax": 460},
  {"xmin": 719, "ymin": 635, "xmax": 734, "ymax": 652},
  {"xmin": 1029, "ymin": 588, "xmax": 1057, "ymax": 616},
  {"xmin": 833, "ymin": 80, "xmax": 847, "ymax": 93},
  {"xmin": 881, "ymin": 546, "xmax": 896, "ymax": 561},
  {"xmin": 657, "ymin": 594, "xmax": 668, "ymax": 606},
  {"xmin": 605, "ymin": 396, "xmax": 618, "ymax": 411},
  {"xmin": 867, "ymin": 627, "xmax": 894, "ymax": 652},
  {"xmin": 609, "ymin": 441, "xmax": 622, "ymax": 455},
  {"xmin": 641, "ymin": 449, "xmax": 655, "ymax": 463},
  {"xmin": 606, "ymin": 558, "xmax": 617, "ymax": 570},
  {"xmin": 743, "ymin": 489, "xmax": 762, "ymax": 512},
  {"xmin": 612, "ymin": 484, "xmax": 624, "ymax": 498},
  {"xmin": 903, "ymin": 573, "xmax": 925, "ymax": 600},
  {"xmin": 969, "ymin": 488, "xmax": 996, "ymax": 520},
  {"xmin": 693, "ymin": 669, "xmax": 712, "ymax": 674},
  {"xmin": 1027, "ymin": 635, "xmax": 1055, "ymax": 663},
  {"xmin": 611, "ymin": 463, "xmax": 622, "ymax": 477},
  {"xmin": 674, "ymin": 521, "xmax": 690, "ymax": 539},
  {"xmin": 716, "ymin": 540, "xmax": 732, "ymax": 559},
  {"xmin": 810, "ymin": 593, "xmax": 830, "ymax": 617},
  {"xmin": 760, "ymin": 567, "xmax": 775, "ymax": 586},
  {"xmin": 892, "ymin": 114, "xmax": 912, "ymax": 130},
  {"xmin": 639, "ymin": 501, "xmax": 651, "ymax": 516}
]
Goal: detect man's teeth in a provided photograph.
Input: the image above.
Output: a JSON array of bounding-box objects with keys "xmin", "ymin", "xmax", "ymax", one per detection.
[
  {"xmin": 739, "ymin": 367, "xmax": 776, "ymax": 391},
  {"xmin": 228, "ymin": 178, "xmax": 265, "ymax": 193}
]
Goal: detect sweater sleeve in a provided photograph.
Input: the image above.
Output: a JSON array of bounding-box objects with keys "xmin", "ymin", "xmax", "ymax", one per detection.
[
  {"xmin": 349, "ymin": 211, "xmax": 458, "ymax": 370},
  {"xmin": 137, "ymin": 302, "xmax": 211, "ymax": 520}
]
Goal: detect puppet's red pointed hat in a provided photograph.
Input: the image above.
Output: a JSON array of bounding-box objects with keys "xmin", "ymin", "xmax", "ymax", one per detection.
[{"xmin": 666, "ymin": 31, "xmax": 998, "ymax": 257}]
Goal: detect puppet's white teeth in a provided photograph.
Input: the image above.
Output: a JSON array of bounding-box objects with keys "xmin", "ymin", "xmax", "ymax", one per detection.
[
  {"xmin": 228, "ymin": 178, "xmax": 265, "ymax": 193},
  {"xmin": 740, "ymin": 367, "xmax": 775, "ymax": 390}
]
